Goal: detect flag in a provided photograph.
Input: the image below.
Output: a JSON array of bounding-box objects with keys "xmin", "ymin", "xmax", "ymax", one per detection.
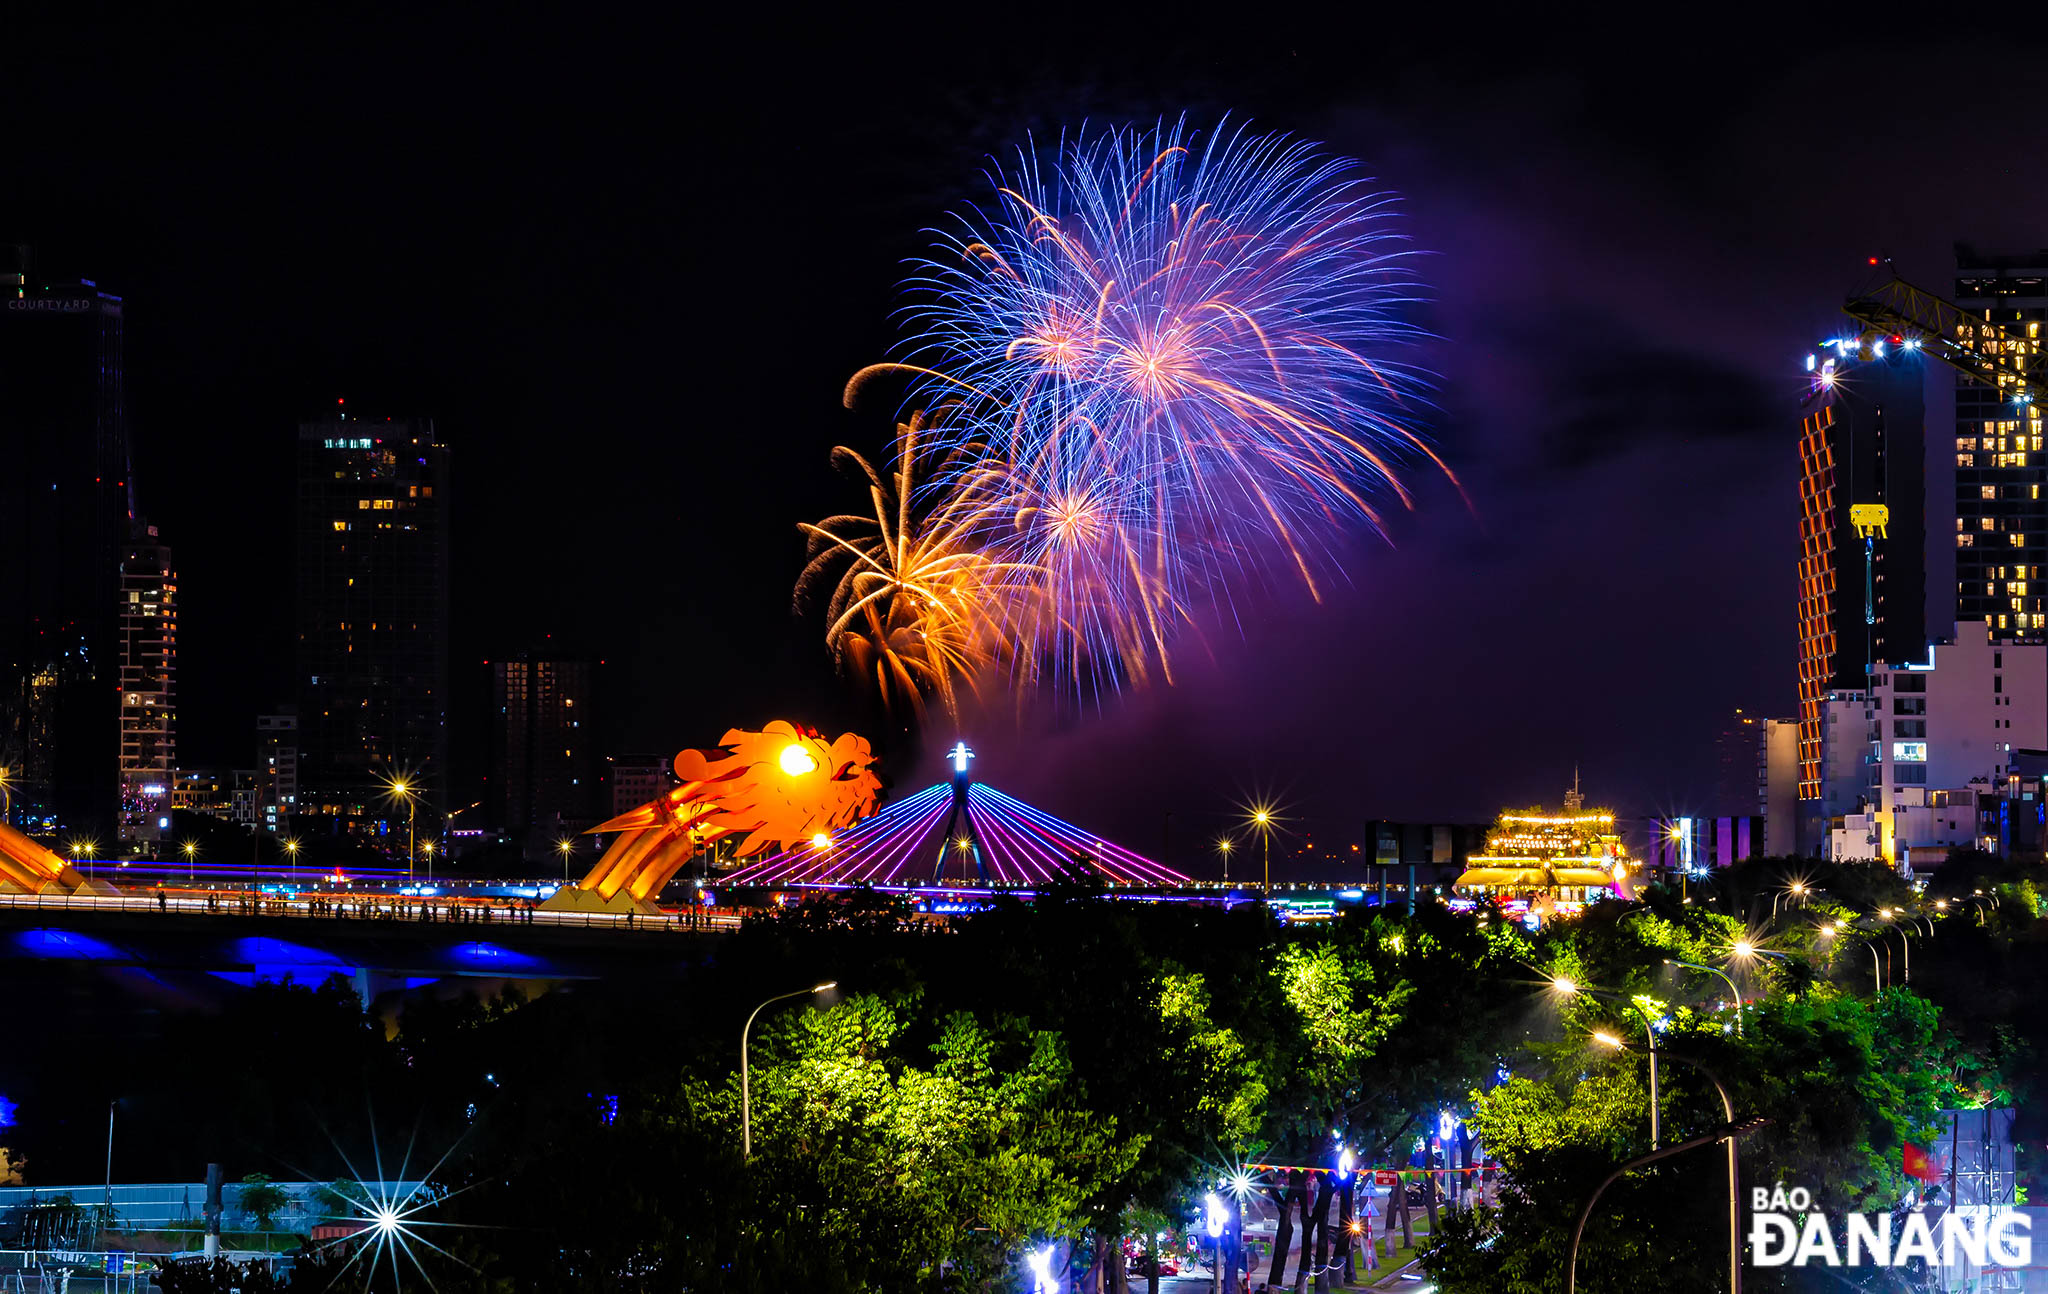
[{"xmin": 1904, "ymin": 1143, "xmax": 1947, "ymax": 1182}]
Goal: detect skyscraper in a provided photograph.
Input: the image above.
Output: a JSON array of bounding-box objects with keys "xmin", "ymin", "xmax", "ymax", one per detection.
[
  {"xmin": 256, "ymin": 710, "xmax": 299, "ymax": 834},
  {"xmin": 116, "ymin": 524, "xmax": 176, "ymax": 848},
  {"xmin": 490, "ymin": 653, "xmax": 596, "ymax": 838},
  {"xmin": 1795, "ymin": 351, "xmax": 1926, "ymax": 812},
  {"xmin": 1710, "ymin": 709, "xmax": 1767, "ymax": 818},
  {"xmin": 0, "ymin": 247, "xmax": 130, "ymax": 837},
  {"xmin": 295, "ymin": 412, "xmax": 450, "ymax": 833},
  {"xmin": 1953, "ymin": 247, "xmax": 2048, "ymax": 639}
]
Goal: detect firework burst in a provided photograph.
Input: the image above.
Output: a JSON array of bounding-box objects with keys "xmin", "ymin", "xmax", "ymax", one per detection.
[
  {"xmin": 844, "ymin": 116, "xmax": 1460, "ymax": 697},
  {"xmin": 796, "ymin": 411, "xmax": 1039, "ymax": 719}
]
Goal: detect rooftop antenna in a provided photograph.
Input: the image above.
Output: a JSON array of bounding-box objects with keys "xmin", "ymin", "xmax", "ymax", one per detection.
[{"xmin": 1564, "ymin": 767, "xmax": 1584, "ymax": 814}]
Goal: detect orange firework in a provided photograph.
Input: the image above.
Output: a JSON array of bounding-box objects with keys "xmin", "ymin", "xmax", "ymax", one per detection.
[{"xmin": 797, "ymin": 412, "xmax": 1039, "ymax": 719}]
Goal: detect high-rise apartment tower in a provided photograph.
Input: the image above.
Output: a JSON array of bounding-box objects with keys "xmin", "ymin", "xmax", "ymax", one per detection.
[
  {"xmin": 1795, "ymin": 352, "xmax": 1927, "ymax": 806},
  {"xmin": 116, "ymin": 524, "xmax": 175, "ymax": 846},
  {"xmin": 294, "ymin": 412, "xmax": 450, "ymax": 831},
  {"xmin": 1953, "ymin": 247, "xmax": 2048, "ymax": 639},
  {"xmin": 490, "ymin": 653, "xmax": 596, "ymax": 837},
  {"xmin": 0, "ymin": 247, "xmax": 130, "ymax": 836}
]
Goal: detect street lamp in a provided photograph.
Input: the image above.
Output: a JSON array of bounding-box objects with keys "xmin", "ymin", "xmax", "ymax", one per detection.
[
  {"xmin": 1553, "ymin": 977, "xmax": 1661, "ymax": 1148},
  {"xmin": 387, "ymin": 777, "xmax": 418, "ymax": 885},
  {"xmin": 71, "ymin": 838, "xmax": 97, "ymax": 881},
  {"xmin": 741, "ymin": 982, "xmax": 837, "ymax": 1157},
  {"xmin": 556, "ymin": 837, "xmax": 576, "ymax": 883},
  {"xmin": 1772, "ymin": 881, "xmax": 1810, "ymax": 921},
  {"xmin": 1580, "ymin": 1038, "xmax": 1747, "ymax": 1294},
  {"xmin": 104, "ymin": 1099, "xmax": 119, "ymax": 1215},
  {"xmin": 421, "ymin": 840, "xmax": 436, "ymax": 884},
  {"xmin": 1216, "ymin": 836, "xmax": 1233, "ymax": 884},
  {"xmin": 182, "ymin": 840, "xmax": 198, "ymax": 882},
  {"xmin": 1245, "ymin": 804, "xmax": 1276, "ymax": 894},
  {"xmin": 283, "ymin": 837, "xmax": 301, "ymax": 886},
  {"xmin": 1663, "ymin": 958, "xmax": 1744, "ymax": 1036}
]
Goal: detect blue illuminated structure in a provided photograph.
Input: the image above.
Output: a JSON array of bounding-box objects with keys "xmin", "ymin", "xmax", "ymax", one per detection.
[{"xmin": 724, "ymin": 742, "xmax": 1187, "ymax": 888}]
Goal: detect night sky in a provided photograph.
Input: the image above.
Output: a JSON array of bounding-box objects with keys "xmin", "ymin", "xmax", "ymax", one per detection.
[{"xmin": 10, "ymin": 14, "xmax": 2048, "ymax": 871}]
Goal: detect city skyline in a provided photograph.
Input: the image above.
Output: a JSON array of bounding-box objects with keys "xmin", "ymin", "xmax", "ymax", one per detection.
[{"xmin": 8, "ymin": 16, "xmax": 2048, "ymax": 846}]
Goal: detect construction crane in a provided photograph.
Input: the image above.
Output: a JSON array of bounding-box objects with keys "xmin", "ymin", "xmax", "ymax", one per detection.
[
  {"xmin": 1813, "ymin": 259, "xmax": 2048, "ymax": 658},
  {"xmin": 1836, "ymin": 258, "xmax": 2045, "ymax": 405}
]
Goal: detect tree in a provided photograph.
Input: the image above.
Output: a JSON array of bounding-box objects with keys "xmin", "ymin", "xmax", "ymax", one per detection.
[{"xmin": 238, "ymin": 1172, "xmax": 291, "ymax": 1231}]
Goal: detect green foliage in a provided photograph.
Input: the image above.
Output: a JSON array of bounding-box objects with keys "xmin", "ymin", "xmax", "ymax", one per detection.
[
  {"xmin": 1156, "ymin": 967, "xmax": 1268, "ymax": 1146},
  {"xmin": 236, "ymin": 1172, "xmax": 290, "ymax": 1230},
  {"xmin": 736, "ymin": 992, "xmax": 1140, "ymax": 1287},
  {"xmin": 39, "ymin": 876, "xmax": 2038, "ymax": 1290}
]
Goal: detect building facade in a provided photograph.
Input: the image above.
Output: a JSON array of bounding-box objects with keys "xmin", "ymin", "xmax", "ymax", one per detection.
[
  {"xmin": 1641, "ymin": 816, "xmax": 1767, "ymax": 872},
  {"xmin": 607, "ymin": 753, "xmax": 673, "ymax": 821},
  {"xmin": 0, "ymin": 249, "xmax": 130, "ymax": 836},
  {"xmin": 1764, "ymin": 717, "xmax": 1799, "ymax": 857},
  {"xmin": 1450, "ymin": 786, "xmax": 1634, "ymax": 924},
  {"xmin": 489, "ymin": 653, "xmax": 596, "ymax": 837},
  {"xmin": 1796, "ymin": 339, "xmax": 1928, "ymax": 857},
  {"xmin": 1954, "ymin": 248, "xmax": 2048, "ymax": 638},
  {"xmin": 294, "ymin": 414, "xmax": 450, "ymax": 833},
  {"xmin": 256, "ymin": 711, "xmax": 299, "ymax": 834},
  {"xmin": 1844, "ymin": 627, "xmax": 2048, "ymax": 870},
  {"xmin": 116, "ymin": 525, "xmax": 176, "ymax": 847},
  {"xmin": 1712, "ymin": 710, "xmax": 1770, "ymax": 818}
]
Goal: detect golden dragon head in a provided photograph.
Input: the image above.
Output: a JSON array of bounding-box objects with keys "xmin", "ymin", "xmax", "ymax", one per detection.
[{"xmin": 673, "ymin": 720, "xmax": 881, "ymax": 858}]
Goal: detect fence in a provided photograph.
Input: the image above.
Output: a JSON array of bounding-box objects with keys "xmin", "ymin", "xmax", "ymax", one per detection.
[{"xmin": 0, "ymin": 891, "xmax": 738, "ymax": 933}]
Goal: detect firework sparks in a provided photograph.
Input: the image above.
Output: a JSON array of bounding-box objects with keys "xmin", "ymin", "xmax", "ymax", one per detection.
[
  {"xmin": 796, "ymin": 411, "xmax": 1039, "ymax": 719},
  {"xmin": 844, "ymin": 116, "xmax": 1460, "ymax": 698}
]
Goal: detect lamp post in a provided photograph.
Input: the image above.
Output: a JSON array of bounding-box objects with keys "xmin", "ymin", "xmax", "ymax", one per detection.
[
  {"xmin": 421, "ymin": 840, "xmax": 436, "ymax": 884},
  {"xmin": 1589, "ymin": 1039, "xmax": 1743, "ymax": 1293},
  {"xmin": 182, "ymin": 840, "xmax": 198, "ymax": 883},
  {"xmin": 388, "ymin": 778, "xmax": 417, "ymax": 885},
  {"xmin": 1771, "ymin": 881, "xmax": 1810, "ymax": 921},
  {"xmin": 1554, "ymin": 977, "xmax": 1660, "ymax": 1148},
  {"xmin": 104, "ymin": 1099, "xmax": 117, "ymax": 1214},
  {"xmin": 284, "ymin": 838, "xmax": 301, "ymax": 886},
  {"xmin": 742, "ymin": 982, "xmax": 836, "ymax": 1157},
  {"xmin": 1663, "ymin": 958, "xmax": 1744, "ymax": 1036},
  {"xmin": 1217, "ymin": 837, "xmax": 1233, "ymax": 885},
  {"xmin": 556, "ymin": 837, "xmax": 575, "ymax": 884},
  {"xmin": 1248, "ymin": 808, "xmax": 1274, "ymax": 894},
  {"xmin": 1728, "ymin": 941, "xmax": 1794, "ymax": 1001}
]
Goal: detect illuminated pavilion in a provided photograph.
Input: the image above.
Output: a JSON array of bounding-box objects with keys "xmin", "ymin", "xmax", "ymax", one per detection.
[
  {"xmin": 1450, "ymin": 775, "xmax": 1632, "ymax": 918},
  {"xmin": 722, "ymin": 742, "xmax": 1189, "ymax": 889}
]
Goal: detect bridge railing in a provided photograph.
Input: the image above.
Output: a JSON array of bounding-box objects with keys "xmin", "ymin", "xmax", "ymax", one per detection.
[{"xmin": 0, "ymin": 891, "xmax": 739, "ymax": 932}]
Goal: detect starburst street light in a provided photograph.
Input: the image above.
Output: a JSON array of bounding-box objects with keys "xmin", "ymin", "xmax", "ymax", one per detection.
[
  {"xmin": 556, "ymin": 837, "xmax": 575, "ymax": 883},
  {"xmin": 1551, "ymin": 975, "xmax": 1661, "ymax": 1147},
  {"xmin": 385, "ymin": 775, "xmax": 421, "ymax": 885},
  {"xmin": 307, "ymin": 1132, "xmax": 480, "ymax": 1291},
  {"xmin": 1216, "ymin": 836, "xmax": 1234, "ymax": 883},
  {"xmin": 1242, "ymin": 800, "xmax": 1279, "ymax": 894},
  {"xmin": 181, "ymin": 839, "xmax": 198, "ymax": 882}
]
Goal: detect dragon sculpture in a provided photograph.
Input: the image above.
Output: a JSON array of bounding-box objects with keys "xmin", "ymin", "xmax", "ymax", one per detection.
[
  {"xmin": 0, "ymin": 821, "xmax": 118, "ymax": 896},
  {"xmin": 543, "ymin": 720, "xmax": 880, "ymax": 913}
]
